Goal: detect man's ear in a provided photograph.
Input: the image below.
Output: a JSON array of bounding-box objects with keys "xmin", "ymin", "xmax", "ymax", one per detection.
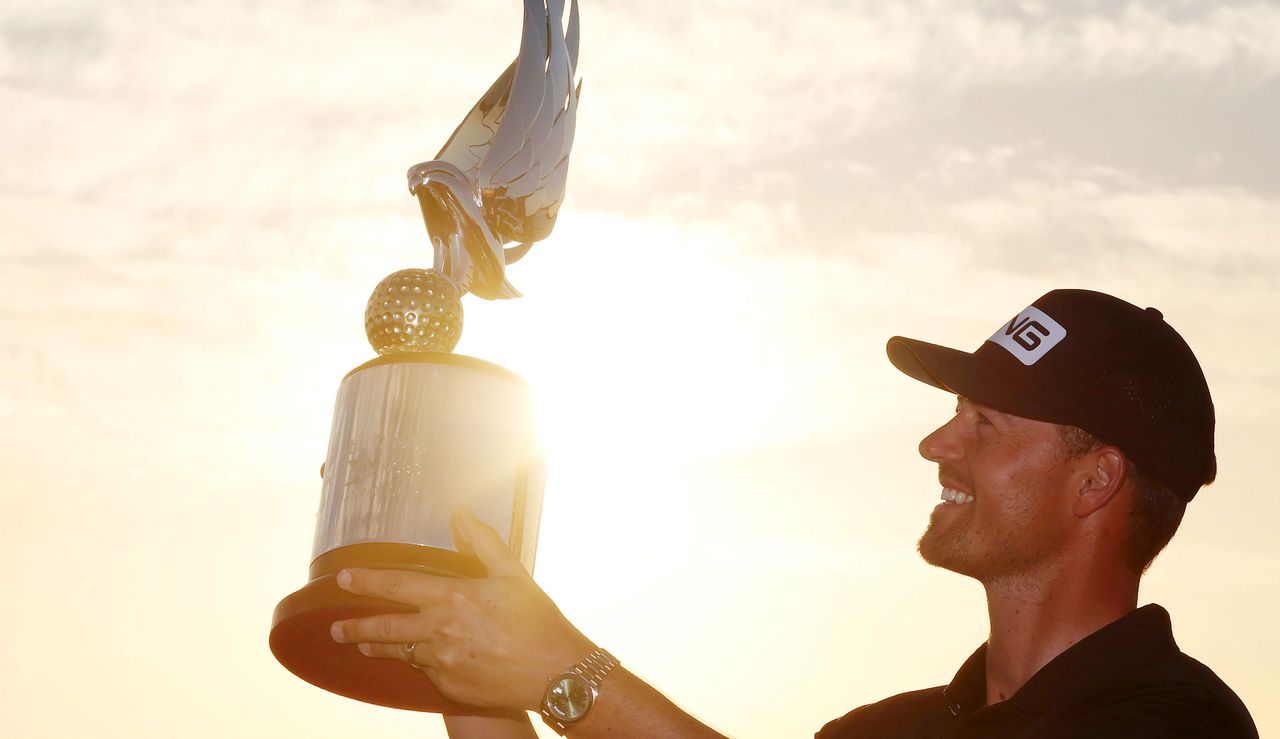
[{"xmin": 1072, "ymin": 447, "xmax": 1127, "ymax": 518}]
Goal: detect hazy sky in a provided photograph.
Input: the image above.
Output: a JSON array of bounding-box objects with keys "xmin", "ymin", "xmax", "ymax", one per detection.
[{"xmin": 2, "ymin": 1, "xmax": 1278, "ymax": 737}]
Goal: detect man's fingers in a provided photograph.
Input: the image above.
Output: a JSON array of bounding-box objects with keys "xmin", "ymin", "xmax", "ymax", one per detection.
[
  {"xmin": 336, "ymin": 567, "xmax": 448, "ymax": 604},
  {"xmin": 451, "ymin": 507, "xmax": 526, "ymax": 578},
  {"xmin": 449, "ymin": 510, "xmax": 478, "ymax": 560},
  {"xmin": 331, "ymin": 612, "xmax": 424, "ymax": 645}
]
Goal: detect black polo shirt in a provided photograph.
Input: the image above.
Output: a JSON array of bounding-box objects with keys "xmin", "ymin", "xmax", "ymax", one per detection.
[{"xmin": 817, "ymin": 605, "xmax": 1256, "ymax": 738}]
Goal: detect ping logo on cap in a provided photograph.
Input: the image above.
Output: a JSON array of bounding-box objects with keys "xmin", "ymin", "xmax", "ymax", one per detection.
[{"xmin": 989, "ymin": 306, "xmax": 1067, "ymax": 366}]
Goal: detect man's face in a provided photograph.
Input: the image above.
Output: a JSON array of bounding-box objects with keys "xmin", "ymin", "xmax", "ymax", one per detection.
[{"xmin": 916, "ymin": 397, "xmax": 1078, "ymax": 582}]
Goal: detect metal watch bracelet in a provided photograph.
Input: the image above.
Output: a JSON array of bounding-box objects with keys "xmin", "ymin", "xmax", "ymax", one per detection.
[{"xmin": 574, "ymin": 648, "xmax": 618, "ymax": 687}]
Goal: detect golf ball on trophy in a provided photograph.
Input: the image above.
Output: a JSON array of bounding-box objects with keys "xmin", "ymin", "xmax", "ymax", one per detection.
[{"xmin": 365, "ymin": 268, "xmax": 463, "ymax": 354}]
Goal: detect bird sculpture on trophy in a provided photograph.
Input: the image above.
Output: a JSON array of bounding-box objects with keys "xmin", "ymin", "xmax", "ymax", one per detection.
[{"xmin": 368, "ymin": 0, "xmax": 581, "ymax": 352}]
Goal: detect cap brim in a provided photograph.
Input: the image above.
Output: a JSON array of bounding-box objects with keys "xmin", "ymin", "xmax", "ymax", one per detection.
[
  {"xmin": 886, "ymin": 336, "xmax": 1070, "ymax": 424},
  {"xmin": 886, "ymin": 336, "xmax": 977, "ymax": 396}
]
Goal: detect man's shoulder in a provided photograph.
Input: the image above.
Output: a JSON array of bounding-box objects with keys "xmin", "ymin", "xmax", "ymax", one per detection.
[
  {"xmin": 1148, "ymin": 646, "xmax": 1248, "ymax": 692},
  {"xmin": 1098, "ymin": 648, "xmax": 1254, "ymax": 733},
  {"xmin": 1042, "ymin": 645, "xmax": 1257, "ymax": 738},
  {"xmin": 815, "ymin": 686, "xmax": 949, "ymax": 739}
]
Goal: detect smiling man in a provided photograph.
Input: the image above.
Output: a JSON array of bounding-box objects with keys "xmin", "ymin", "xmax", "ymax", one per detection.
[
  {"xmin": 329, "ymin": 289, "xmax": 1257, "ymax": 738},
  {"xmin": 817, "ymin": 288, "xmax": 1257, "ymax": 736}
]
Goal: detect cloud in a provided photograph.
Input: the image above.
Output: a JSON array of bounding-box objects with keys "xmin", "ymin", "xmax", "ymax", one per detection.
[
  {"xmin": 565, "ymin": 0, "xmax": 1280, "ymax": 258},
  {"xmin": 0, "ymin": 0, "xmax": 105, "ymax": 87},
  {"xmin": 1, "ymin": 0, "xmax": 1277, "ymax": 280},
  {"xmin": 912, "ymin": 1, "xmax": 1280, "ymax": 86}
]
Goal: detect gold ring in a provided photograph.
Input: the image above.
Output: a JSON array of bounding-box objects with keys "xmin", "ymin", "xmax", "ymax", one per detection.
[{"xmin": 403, "ymin": 641, "xmax": 430, "ymax": 674}]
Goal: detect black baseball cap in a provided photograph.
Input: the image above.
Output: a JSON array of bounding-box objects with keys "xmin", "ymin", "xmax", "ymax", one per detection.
[{"xmin": 886, "ymin": 289, "xmax": 1216, "ymax": 501}]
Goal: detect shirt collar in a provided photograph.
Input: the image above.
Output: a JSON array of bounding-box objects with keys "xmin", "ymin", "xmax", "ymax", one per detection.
[
  {"xmin": 943, "ymin": 604, "xmax": 1179, "ymax": 716},
  {"xmin": 942, "ymin": 643, "xmax": 988, "ymax": 716}
]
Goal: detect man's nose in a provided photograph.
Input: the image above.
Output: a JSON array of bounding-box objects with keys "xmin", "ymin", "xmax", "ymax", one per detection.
[{"xmin": 919, "ymin": 417, "xmax": 962, "ymax": 462}]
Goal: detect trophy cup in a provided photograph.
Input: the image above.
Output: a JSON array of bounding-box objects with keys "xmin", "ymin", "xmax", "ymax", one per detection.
[{"xmin": 270, "ymin": 0, "xmax": 581, "ymax": 713}]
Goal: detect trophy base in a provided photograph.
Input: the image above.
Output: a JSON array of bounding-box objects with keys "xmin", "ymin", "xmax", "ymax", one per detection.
[{"xmin": 269, "ymin": 542, "xmax": 486, "ymax": 713}]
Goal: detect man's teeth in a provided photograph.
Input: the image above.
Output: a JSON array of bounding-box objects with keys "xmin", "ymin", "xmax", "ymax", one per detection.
[{"xmin": 940, "ymin": 487, "xmax": 974, "ymax": 505}]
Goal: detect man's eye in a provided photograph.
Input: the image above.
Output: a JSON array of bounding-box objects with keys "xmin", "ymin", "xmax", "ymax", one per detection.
[{"xmin": 976, "ymin": 414, "xmax": 992, "ymax": 426}]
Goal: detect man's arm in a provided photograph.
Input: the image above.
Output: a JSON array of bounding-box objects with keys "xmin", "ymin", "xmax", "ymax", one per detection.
[
  {"xmin": 437, "ymin": 675, "xmax": 721, "ymax": 739},
  {"xmin": 554, "ymin": 667, "xmax": 726, "ymax": 737},
  {"xmin": 438, "ymin": 673, "xmax": 720, "ymax": 739},
  {"xmin": 443, "ymin": 712, "xmax": 538, "ymax": 739},
  {"xmin": 329, "ymin": 508, "xmax": 728, "ymax": 738}
]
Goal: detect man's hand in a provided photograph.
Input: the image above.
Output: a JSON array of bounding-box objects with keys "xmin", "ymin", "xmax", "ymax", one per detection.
[{"xmin": 329, "ymin": 507, "xmax": 595, "ymax": 710}]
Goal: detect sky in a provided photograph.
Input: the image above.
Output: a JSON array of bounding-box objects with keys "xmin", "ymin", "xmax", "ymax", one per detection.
[{"xmin": 1, "ymin": 0, "xmax": 1278, "ymax": 736}]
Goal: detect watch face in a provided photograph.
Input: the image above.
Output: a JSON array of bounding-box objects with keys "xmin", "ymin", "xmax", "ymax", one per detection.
[{"xmin": 547, "ymin": 674, "xmax": 593, "ymax": 721}]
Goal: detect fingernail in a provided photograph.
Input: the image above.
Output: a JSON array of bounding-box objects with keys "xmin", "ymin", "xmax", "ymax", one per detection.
[
  {"xmin": 337, "ymin": 569, "xmax": 352, "ymax": 588},
  {"xmin": 330, "ymin": 623, "xmax": 344, "ymax": 642},
  {"xmin": 358, "ymin": 643, "xmax": 371, "ymax": 656}
]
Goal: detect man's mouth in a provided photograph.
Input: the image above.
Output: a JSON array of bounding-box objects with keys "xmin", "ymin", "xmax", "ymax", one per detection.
[{"xmin": 939, "ymin": 486, "xmax": 974, "ymax": 505}]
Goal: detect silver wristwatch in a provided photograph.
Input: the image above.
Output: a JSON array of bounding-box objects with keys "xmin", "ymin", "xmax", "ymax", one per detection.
[{"xmin": 539, "ymin": 648, "xmax": 619, "ymax": 735}]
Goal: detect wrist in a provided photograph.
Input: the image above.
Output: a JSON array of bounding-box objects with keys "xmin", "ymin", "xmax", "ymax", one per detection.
[
  {"xmin": 525, "ymin": 634, "xmax": 596, "ymax": 710},
  {"xmin": 539, "ymin": 648, "xmax": 620, "ymax": 735}
]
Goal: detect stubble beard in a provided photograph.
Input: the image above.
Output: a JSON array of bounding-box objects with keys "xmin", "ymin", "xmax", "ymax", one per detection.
[
  {"xmin": 917, "ymin": 508, "xmax": 983, "ymax": 578},
  {"xmin": 916, "ymin": 495, "xmax": 1063, "ymax": 583},
  {"xmin": 917, "ymin": 466, "xmax": 986, "ymax": 577}
]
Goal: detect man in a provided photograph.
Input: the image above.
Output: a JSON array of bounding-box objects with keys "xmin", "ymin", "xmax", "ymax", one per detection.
[{"xmin": 329, "ymin": 289, "xmax": 1257, "ymax": 737}]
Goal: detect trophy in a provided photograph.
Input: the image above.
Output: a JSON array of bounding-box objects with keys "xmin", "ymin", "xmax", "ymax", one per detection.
[{"xmin": 270, "ymin": 0, "xmax": 581, "ymax": 713}]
